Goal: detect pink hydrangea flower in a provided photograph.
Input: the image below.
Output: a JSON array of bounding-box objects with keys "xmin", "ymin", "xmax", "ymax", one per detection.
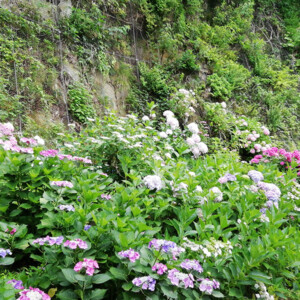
[
  {"xmin": 118, "ymin": 248, "xmax": 140, "ymax": 262},
  {"xmin": 17, "ymin": 287, "xmax": 50, "ymax": 300},
  {"xmin": 64, "ymin": 239, "xmax": 88, "ymax": 250},
  {"xmin": 152, "ymin": 263, "xmax": 168, "ymax": 275},
  {"xmin": 74, "ymin": 258, "xmax": 99, "ymax": 276}
]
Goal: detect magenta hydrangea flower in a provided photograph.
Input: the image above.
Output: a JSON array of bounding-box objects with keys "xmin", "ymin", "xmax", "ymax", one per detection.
[
  {"xmin": 6, "ymin": 279, "xmax": 24, "ymax": 290},
  {"xmin": 132, "ymin": 276, "xmax": 156, "ymax": 291},
  {"xmin": 74, "ymin": 258, "xmax": 99, "ymax": 276},
  {"xmin": 167, "ymin": 269, "xmax": 194, "ymax": 288},
  {"xmin": 198, "ymin": 278, "xmax": 220, "ymax": 295},
  {"xmin": 17, "ymin": 287, "xmax": 50, "ymax": 300},
  {"xmin": 50, "ymin": 181, "xmax": 74, "ymax": 188},
  {"xmin": 118, "ymin": 248, "xmax": 140, "ymax": 262},
  {"xmin": 64, "ymin": 239, "xmax": 88, "ymax": 250},
  {"xmin": 152, "ymin": 263, "xmax": 168, "ymax": 275},
  {"xmin": 32, "ymin": 236, "xmax": 64, "ymax": 246},
  {"xmin": 180, "ymin": 259, "xmax": 203, "ymax": 273},
  {"xmin": 40, "ymin": 149, "xmax": 59, "ymax": 157}
]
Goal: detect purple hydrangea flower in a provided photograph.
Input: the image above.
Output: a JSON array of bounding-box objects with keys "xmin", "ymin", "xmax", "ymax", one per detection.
[
  {"xmin": 148, "ymin": 239, "xmax": 185, "ymax": 260},
  {"xmin": 167, "ymin": 269, "xmax": 194, "ymax": 288},
  {"xmin": 198, "ymin": 278, "xmax": 220, "ymax": 295},
  {"xmin": 132, "ymin": 276, "xmax": 156, "ymax": 291},
  {"xmin": 0, "ymin": 248, "xmax": 12, "ymax": 258},
  {"xmin": 180, "ymin": 259, "xmax": 203, "ymax": 273},
  {"xmin": 248, "ymin": 170, "xmax": 264, "ymax": 183},
  {"xmin": 218, "ymin": 173, "xmax": 237, "ymax": 184},
  {"xmin": 152, "ymin": 263, "xmax": 168, "ymax": 275},
  {"xmin": 32, "ymin": 236, "xmax": 64, "ymax": 246},
  {"xmin": 84, "ymin": 225, "xmax": 92, "ymax": 231},
  {"xmin": 257, "ymin": 182, "xmax": 281, "ymax": 202},
  {"xmin": 118, "ymin": 248, "xmax": 140, "ymax": 262},
  {"xmin": 6, "ymin": 279, "xmax": 24, "ymax": 290}
]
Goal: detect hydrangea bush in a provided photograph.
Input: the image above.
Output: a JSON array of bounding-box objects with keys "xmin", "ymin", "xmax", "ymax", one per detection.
[{"xmin": 0, "ymin": 112, "xmax": 299, "ymax": 299}]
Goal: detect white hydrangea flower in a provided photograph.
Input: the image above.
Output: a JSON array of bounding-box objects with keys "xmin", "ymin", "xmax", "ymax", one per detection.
[
  {"xmin": 166, "ymin": 117, "xmax": 179, "ymax": 130},
  {"xmin": 209, "ymin": 187, "xmax": 223, "ymax": 202},
  {"xmin": 195, "ymin": 185, "xmax": 203, "ymax": 192},
  {"xmin": 159, "ymin": 132, "xmax": 168, "ymax": 138},
  {"xmin": 34, "ymin": 135, "xmax": 45, "ymax": 145},
  {"xmin": 143, "ymin": 175, "xmax": 163, "ymax": 191},
  {"xmin": 221, "ymin": 102, "xmax": 227, "ymax": 108},
  {"xmin": 142, "ymin": 116, "xmax": 150, "ymax": 121},
  {"xmin": 187, "ymin": 122, "xmax": 199, "ymax": 134},
  {"xmin": 163, "ymin": 110, "xmax": 174, "ymax": 118},
  {"xmin": 191, "ymin": 134, "xmax": 201, "ymax": 143}
]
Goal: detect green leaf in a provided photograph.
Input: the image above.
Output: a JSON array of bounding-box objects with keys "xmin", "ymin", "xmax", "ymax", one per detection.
[
  {"xmin": 160, "ymin": 284, "xmax": 178, "ymax": 299},
  {"xmin": 249, "ymin": 270, "xmax": 271, "ymax": 284},
  {"xmin": 122, "ymin": 282, "xmax": 133, "ymax": 291},
  {"xmin": 62, "ymin": 268, "xmax": 78, "ymax": 283},
  {"xmin": 0, "ymin": 257, "xmax": 14, "ymax": 266},
  {"xmin": 92, "ymin": 273, "xmax": 112, "ymax": 284},
  {"xmin": 212, "ymin": 290, "xmax": 225, "ymax": 298},
  {"xmin": 57, "ymin": 289, "xmax": 78, "ymax": 300},
  {"xmin": 109, "ymin": 267, "xmax": 127, "ymax": 280},
  {"xmin": 90, "ymin": 289, "xmax": 107, "ymax": 300}
]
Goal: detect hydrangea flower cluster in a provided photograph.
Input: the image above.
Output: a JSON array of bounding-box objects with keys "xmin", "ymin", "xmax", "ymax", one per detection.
[
  {"xmin": 257, "ymin": 182, "xmax": 281, "ymax": 202},
  {"xmin": 167, "ymin": 269, "xmax": 194, "ymax": 288},
  {"xmin": 209, "ymin": 187, "xmax": 223, "ymax": 202},
  {"xmin": 198, "ymin": 278, "xmax": 220, "ymax": 295},
  {"xmin": 17, "ymin": 287, "xmax": 50, "ymax": 300},
  {"xmin": 101, "ymin": 194, "xmax": 112, "ymax": 200},
  {"xmin": 7, "ymin": 279, "xmax": 24, "ymax": 290},
  {"xmin": 163, "ymin": 111, "xmax": 180, "ymax": 130},
  {"xmin": 32, "ymin": 236, "xmax": 64, "ymax": 246},
  {"xmin": 250, "ymin": 147, "xmax": 300, "ymax": 176},
  {"xmin": 152, "ymin": 263, "xmax": 168, "ymax": 275},
  {"xmin": 118, "ymin": 248, "xmax": 140, "ymax": 262},
  {"xmin": 218, "ymin": 173, "xmax": 236, "ymax": 184},
  {"xmin": 132, "ymin": 276, "xmax": 156, "ymax": 291},
  {"xmin": 84, "ymin": 225, "xmax": 92, "ymax": 231},
  {"xmin": 255, "ymin": 282, "xmax": 274, "ymax": 299},
  {"xmin": 148, "ymin": 239, "xmax": 185, "ymax": 260},
  {"xmin": 20, "ymin": 137, "xmax": 38, "ymax": 146},
  {"xmin": 0, "ymin": 248, "xmax": 12, "ymax": 258},
  {"xmin": 64, "ymin": 239, "xmax": 88, "ymax": 249},
  {"xmin": 74, "ymin": 258, "xmax": 99, "ymax": 276},
  {"xmin": 248, "ymin": 170, "xmax": 264, "ymax": 183},
  {"xmin": 0, "ymin": 122, "xmax": 14, "ymax": 136},
  {"xmin": 5, "ymin": 228, "xmax": 16, "ymax": 235},
  {"xmin": 50, "ymin": 181, "xmax": 74, "ymax": 188},
  {"xmin": 58, "ymin": 204, "xmax": 75, "ymax": 212},
  {"xmin": 40, "ymin": 150, "xmax": 92, "ymax": 164},
  {"xmin": 171, "ymin": 89, "xmax": 197, "ymax": 120},
  {"xmin": 180, "ymin": 259, "xmax": 203, "ymax": 273},
  {"xmin": 143, "ymin": 175, "xmax": 163, "ymax": 191}
]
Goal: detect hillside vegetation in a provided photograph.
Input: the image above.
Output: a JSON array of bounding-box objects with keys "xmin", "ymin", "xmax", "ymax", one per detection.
[{"xmin": 0, "ymin": 0, "xmax": 299, "ymax": 299}]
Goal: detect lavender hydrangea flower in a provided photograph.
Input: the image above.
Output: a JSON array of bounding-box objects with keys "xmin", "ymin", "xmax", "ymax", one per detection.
[
  {"xmin": 6, "ymin": 279, "xmax": 24, "ymax": 290},
  {"xmin": 84, "ymin": 225, "xmax": 92, "ymax": 231},
  {"xmin": 32, "ymin": 236, "xmax": 64, "ymax": 246},
  {"xmin": 218, "ymin": 173, "xmax": 237, "ymax": 184},
  {"xmin": 132, "ymin": 276, "xmax": 156, "ymax": 291},
  {"xmin": 148, "ymin": 239, "xmax": 185, "ymax": 260},
  {"xmin": 180, "ymin": 259, "xmax": 203, "ymax": 273},
  {"xmin": 101, "ymin": 194, "xmax": 112, "ymax": 200},
  {"xmin": 257, "ymin": 182, "xmax": 281, "ymax": 202},
  {"xmin": 51, "ymin": 180, "xmax": 74, "ymax": 188},
  {"xmin": 152, "ymin": 263, "xmax": 168, "ymax": 275},
  {"xmin": 167, "ymin": 269, "xmax": 194, "ymax": 288},
  {"xmin": 118, "ymin": 248, "xmax": 140, "ymax": 262},
  {"xmin": 248, "ymin": 170, "xmax": 264, "ymax": 183},
  {"xmin": 0, "ymin": 248, "xmax": 12, "ymax": 258},
  {"xmin": 58, "ymin": 204, "xmax": 75, "ymax": 212},
  {"xmin": 198, "ymin": 278, "xmax": 220, "ymax": 295}
]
